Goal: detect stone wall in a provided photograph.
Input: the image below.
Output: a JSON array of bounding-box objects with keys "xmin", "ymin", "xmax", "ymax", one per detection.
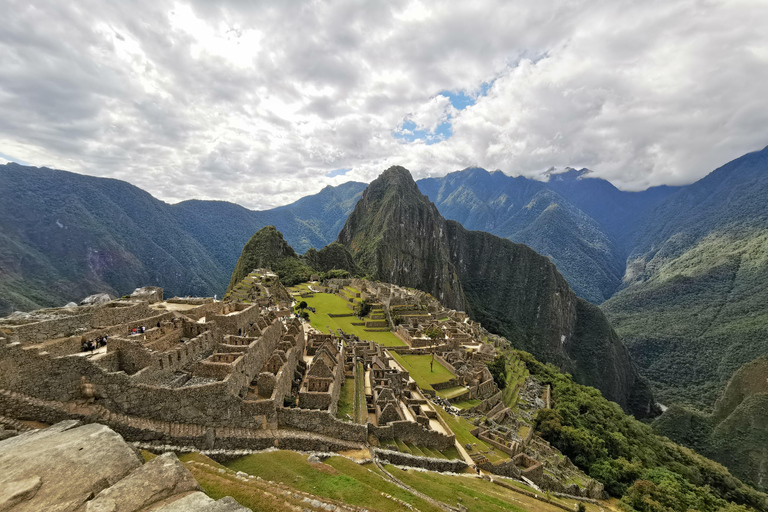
[
  {"xmin": 277, "ymin": 408, "xmax": 368, "ymax": 443},
  {"xmin": 0, "ymin": 340, "xmax": 274, "ymax": 428},
  {"xmin": 1, "ymin": 311, "xmax": 93, "ymax": 344},
  {"xmin": 462, "ymin": 390, "xmax": 502, "ymax": 415},
  {"xmin": 211, "ymin": 304, "xmax": 262, "ymax": 336},
  {"xmin": 472, "ymin": 378, "xmax": 497, "ymax": 400},
  {"xmin": 373, "ymin": 448, "xmax": 468, "ymax": 473},
  {"xmin": 91, "ymin": 302, "xmax": 155, "ymax": 328},
  {"xmin": 433, "ymin": 354, "xmax": 457, "ymax": 375},
  {"xmin": 432, "ymin": 378, "xmax": 461, "ymax": 391},
  {"xmin": 369, "ymin": 420, "xmax": 455, "ymax": 450}
]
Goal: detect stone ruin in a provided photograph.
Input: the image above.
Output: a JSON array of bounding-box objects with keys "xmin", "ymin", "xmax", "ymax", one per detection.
[{"xmin": 0, "ymin": 271, "xmax": 604, "ymax": 501}]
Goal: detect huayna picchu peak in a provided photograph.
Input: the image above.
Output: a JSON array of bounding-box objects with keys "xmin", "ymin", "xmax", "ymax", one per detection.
[{"xmin": 336, "ymin": 166, "xmax": 657, "ymax": 419}]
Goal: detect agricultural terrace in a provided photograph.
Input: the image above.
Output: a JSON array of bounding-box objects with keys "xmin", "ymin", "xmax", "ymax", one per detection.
[
  {"xmin": 389, "ymin": 352, "xmax": 455, "ymax": 392},
  {"xmin": 433, "ymin": 406, "xmax": 510, "ymax": 464},
  {"xmin": 288, "ymin": 285, "xmax": 406, "ymax": 347},
  {"xmin": 502, "ymin": 353, "xmax": 529, "ymax": 410}
]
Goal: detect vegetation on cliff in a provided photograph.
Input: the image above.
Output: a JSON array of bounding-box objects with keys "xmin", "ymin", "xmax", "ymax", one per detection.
[
  {"xmin": 0, "ymin": 163, "xmax": 364, "ymax": 315},
  {"xmin": 525, "ymin": 351, "xmax": 767, "ymax": 511},
  {"xmin": 653, "ymin": 356, "xmax": 768, "ymax": 492},
  {"xmin": 227, "ymin": 226, "xmax": 313, "ymax": 290}
]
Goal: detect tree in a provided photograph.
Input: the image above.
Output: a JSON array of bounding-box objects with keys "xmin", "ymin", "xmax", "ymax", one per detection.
[
  {"xmin": 424, "ymin": 325, "xmax": 442, "ymax": 340},
  {"xmin": 486, "ymin": 355, "xmax": 507, "ymax": 390},
  {"xmin": 355, "ymin": 300, "xmax": 372, "ymax": 317},
  {"xmin": 297, "ymin": 300, "xmax": 308, "ymax": 311}
]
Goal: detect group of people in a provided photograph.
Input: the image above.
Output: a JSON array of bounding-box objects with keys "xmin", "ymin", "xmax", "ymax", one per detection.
[
  {"xmin": 130, "ymin": 326, "xmax": 146, "ymax": 335},
  {"xmin": 81, "ymin": 335, "xmax": 108, "ymax": 353}
]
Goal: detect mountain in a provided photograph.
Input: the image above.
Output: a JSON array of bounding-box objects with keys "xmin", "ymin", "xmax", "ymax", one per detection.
[
  {"xmin": 337, "ymin": 167, "xmax": 467, "ymax": 311},
  {"xmin": 417, "ymin": 168, "xmax": 677, "ymax": 303},
  {"xmin": 652, "ymin": 355, "xmax": 768, "ymax": 491},
  {"xmin": 602, "ymin": 145, "xmax": 768, "ymax": 409},
  {"xmin": 226, "ymin": 226, "xmax": 314, "ymax": 292},
  {"xmin": 337, "ymin": 166, "xmax": 656, "ymax": 418},
  {"xmin": 0, "ymin": 163, "xmax": 364, "ymax": 315}
]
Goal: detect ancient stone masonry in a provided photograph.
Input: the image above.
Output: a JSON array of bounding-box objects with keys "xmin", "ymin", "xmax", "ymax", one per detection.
[
  {"xmin": 0, "ymin": 271, "xmax": 604, "ymax": 500},
  {"xmin": 299, "ymin": 340, "xmax": 344, "ymax": 413}
]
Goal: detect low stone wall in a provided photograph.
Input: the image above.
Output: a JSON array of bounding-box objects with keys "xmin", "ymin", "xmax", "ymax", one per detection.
[
  {"xmin": 369, "ymin": 420, "xmax": 455, "ymax": 450},
  {"xmin": 447, "ymin": 390, "xmax": 472, "ymax": 404},
  {"xmin": 91, "ymin": 302, "xmax": 155, "ymax": 328},
  {"xmin": 277, "ymin": 407, "xmax": 367, "ymax": 443},
  {"xmin": 462, "ymin": 390, "xmax": 502, "ymax": 415},
  {"xmin": 1, "ymin": 310, "xmax": 93, "ymax": 344},
  {"xmin": 373, "ymin": 448, "xmax": 468, "ymax": 473},
  {"xmin": 433, "ymin": 354, "xmax": 457, "ymax": 375},
  {"xmin": 478, "ymin": 459, "xmax": 521, "ymax": 478},
  {"xmin": 432, "ymin": 378, "xmax": 461, "ymax": 391}
]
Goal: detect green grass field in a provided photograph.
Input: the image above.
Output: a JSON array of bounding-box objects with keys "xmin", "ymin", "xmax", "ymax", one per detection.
[
  {"xmin": 223, "ymin": 451, "xmax": 442, "ymax": 512},
  {"xmin": 296, "ymin": 291, "xmax": 406, "ymax": 347},
  {"xmin": 452, "ymin": 398, "xmax": 482, "ymax": 410},
  {"xmin": 436, "ymin": 386, "xmax": 469, "ymax": 399},
  {"xmin": 336, "ymin": 378, "xmax": 354, "ymax": 420},
  {"xmin": 389, "ymin": 352, "xmax": 454, "ymax": 391}
]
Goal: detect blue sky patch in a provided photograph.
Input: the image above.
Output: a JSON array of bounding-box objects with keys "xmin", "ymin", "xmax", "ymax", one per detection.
[
  {"xmin": 393, "ymin": 120, "xmax": 452, "ymax": 145},
  {"xmin": 326, "ymin": 168, "xmax": 351, "ymax": 178},
  {"xmin": 0, "ymin": 151, "xmax": 29, "ymax": 165},
  {"xmin": 393, "ymin": 82, "xmax": 493, "ymax": 145}
]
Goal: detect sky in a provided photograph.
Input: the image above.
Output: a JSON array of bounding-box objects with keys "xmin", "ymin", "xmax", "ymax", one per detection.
[{"xmin": 1, "ymin": 0, "xmax": 767, "ymax": 210}]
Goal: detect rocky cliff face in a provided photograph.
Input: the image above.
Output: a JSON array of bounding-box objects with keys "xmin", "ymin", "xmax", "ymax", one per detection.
[
  {"xmin": 337, "ymin": 166, "xmax": 656, "ymax": 417},
  {"xmin": 337, "ymin": 167, "xmax": 467, "ymax": 311}
]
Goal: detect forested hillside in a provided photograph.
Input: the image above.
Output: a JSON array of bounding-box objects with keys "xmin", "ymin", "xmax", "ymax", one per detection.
[
  {"xmin": 418, "ymin": 168, "xmax": 676, "ymax": 303},
  {"xmin": 0, "ymin": 163, "xmax": 363, "ymax": 315}
]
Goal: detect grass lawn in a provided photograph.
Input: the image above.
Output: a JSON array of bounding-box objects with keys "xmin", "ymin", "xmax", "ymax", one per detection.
[
  {"xmin": 336, "ymin": 378, "xmax": 354, "ymax": 420},
  {"xmin": 436, "ymin": 386, "xmax": 469, "ymax": 399},
  {"xmin": 224, "ymin": 451, "xmax": 442, "ymax": 512},
  {"xmin": 385, "ymin": 465, "xmax": 570, "ymax": 512},
  {"xmin": 452, "ymin": 398, "xmax": 482, "ymax": 410},
  {"xmin": 389, "ymin": 353, "xmax": 454, "ymax": 392},
  {"xmin": 354, "ymin": 362, "xmax": 367, "ymax": 423},
  {"xmin": 300, "ymin": 292, "xmax": 405, "ymax": 347}
]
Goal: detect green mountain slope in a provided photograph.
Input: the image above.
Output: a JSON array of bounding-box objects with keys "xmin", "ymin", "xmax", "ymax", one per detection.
[
  {"xmin": 226, "ymin": 226, "xmax": 314, "ymax": 291},
  {"xmin": 602, "ymin": 146, "xmax": 768, "ymax": 409},
  {"xmin": 653, "ymin": 355, "xmax": 768, "ymax": 492},
  {"xmin": 337, "ymin": 166, "xmax": 656, "ymax": 418},
  {"xmin": 418, "ymin": 168, "xmax": 676, "ymax": 303},
  {"xmin": 0, "ymin": 163, "xmax": 364, "ymax": 315}
]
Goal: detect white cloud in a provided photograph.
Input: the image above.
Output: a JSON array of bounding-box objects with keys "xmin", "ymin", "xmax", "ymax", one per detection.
[{"xmin": 0, "ymin": 0, "xmax": 766, "ymax": 208}]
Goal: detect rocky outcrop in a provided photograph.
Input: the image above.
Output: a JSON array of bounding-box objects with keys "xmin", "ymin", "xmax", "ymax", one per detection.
[
  {"xmin": 80, "ymin": 293, "xmax": 115, "ymax": 306},
  {"xmin": 227, "ymin": 226, "xmax": 312, "ymax": 291},
  {"xmin": 0, "ymin": 421, "xmax": 251, "ymax": 512},
  {"xmin": 130, "ymin": 287, "xmax": 163, "ymax": 303},
  {"xmin": 336, "ymin": 166, "xmax": 656, "ymax": 418},
  {"xmin": 0, "ymin": 420, "xmax": 142, "ymax": 512}
]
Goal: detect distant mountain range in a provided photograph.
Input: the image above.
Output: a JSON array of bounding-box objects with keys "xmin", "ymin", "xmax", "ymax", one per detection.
[
  {"xmin": 3, "ymin": 148, "xmax": 767, "ymax": 412},
  {"xmin": 0, "ymin": 162, "xmax": 364, "ymax": 315},
  {"xmin": 419, "ymin": 167, "xmax": 679, "ymax": 303}
]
